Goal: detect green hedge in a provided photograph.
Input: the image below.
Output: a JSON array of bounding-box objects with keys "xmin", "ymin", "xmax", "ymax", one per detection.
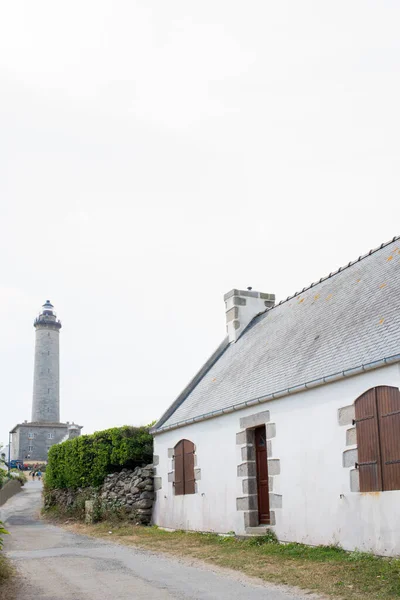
[{"xmin": 46, "ymin": 426, "xmax": 153, "ymax": 490}]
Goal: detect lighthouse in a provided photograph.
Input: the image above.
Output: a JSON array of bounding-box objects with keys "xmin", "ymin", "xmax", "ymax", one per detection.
[
  {"xmin": 9, "ymin": 301, "xmax": 82, "ymax": 463},
  {"xmin": 32, "ymin": 300, "xmax": 62, "ymax": 423}
]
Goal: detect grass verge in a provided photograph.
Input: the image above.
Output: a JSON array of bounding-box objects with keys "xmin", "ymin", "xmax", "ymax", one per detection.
[
  {"xmin": 56, "ymin": 520, "xmax": 400, "ymax": 600},
  {"xmin": 0, "ymin": 553, "xmax": 16, "ymax": 600},
  {"xmin": 0, "ymin": 554, "xmax": 13, "ymax": 582}
]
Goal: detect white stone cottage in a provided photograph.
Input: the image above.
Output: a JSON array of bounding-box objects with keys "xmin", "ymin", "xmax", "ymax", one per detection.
[{"xmin": 151, "ymin": 237, "xmax": 400, "ymax": 556}]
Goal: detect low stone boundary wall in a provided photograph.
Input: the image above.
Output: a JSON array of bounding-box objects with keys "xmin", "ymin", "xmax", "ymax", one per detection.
[
  {"xmin": 45, "ymin": 465, "xmax": 155, "ymax": 525},
  {"xmin": 0, "ymin": 478, "xmax": 22, "ymax": 506},
  {"xmin": 100, "ymin": 465, "xmax": 154, "ymax": 524}
]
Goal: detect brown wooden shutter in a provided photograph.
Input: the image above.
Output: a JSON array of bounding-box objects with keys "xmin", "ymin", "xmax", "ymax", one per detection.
[
  {"xmin": 377, "ymin": 386, "xmax": 400, "ymax": 491},
  {"xmin": 354, "ymin": 389, "xmax": 382, "ymax": 492},
  {"xmin": 174, "ymin": 440, "xmax": 184, "ymax": 496},
  {"xmin": 183, "ymin": 440, "xmax": 195, "ymax": 495}
]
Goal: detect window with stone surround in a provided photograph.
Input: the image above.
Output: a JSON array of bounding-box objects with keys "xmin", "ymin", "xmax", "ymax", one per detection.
[
  {"xmin": 28, "ymin": 445, "xmax": 33, "ymax": 452},
  {"xmin": 48, "ymin": 433, "xmax": 54, "ymax": 439},
  {"xmin": 28, "ymin": 432, "xmax": 34, "ymax": 439},
  {"xmin": 354, "ymin": 386, "xmax": 400, "ymax": 492}
]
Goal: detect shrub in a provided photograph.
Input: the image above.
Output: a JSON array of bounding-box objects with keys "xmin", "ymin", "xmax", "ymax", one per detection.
[{"xmin": 45, "ymin": 426, "xmax": 153, "ymax": 490}]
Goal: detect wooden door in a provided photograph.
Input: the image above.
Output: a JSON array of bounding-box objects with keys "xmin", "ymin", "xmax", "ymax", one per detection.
[{"xmin": 255, "ymin": 426, "xmax": 270, "ymax": 524}]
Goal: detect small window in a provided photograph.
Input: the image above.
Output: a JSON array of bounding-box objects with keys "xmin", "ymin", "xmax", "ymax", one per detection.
[
  {"xmin": 354, "ymin": 386, "xmax": 400, "ymax": 492},
  {"xmin": 174, "ymin": 439, "xmax": 195, "ymax": 495},
  {"xmin": 28, "ymin": 432, "xmax": 34, "ymax": 439},
  {"xmin": 48, "ymin": 433, "xmax": 54, "ymax": 439},
  {"xmin": 28, "ymin": 445, "xmax": 33, "ymax": 452}
]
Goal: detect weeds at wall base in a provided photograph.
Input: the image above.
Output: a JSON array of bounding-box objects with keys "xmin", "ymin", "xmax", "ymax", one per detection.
[{"xmin": 43, "ymin": 489, "xmax": 145, "ymax": 527}]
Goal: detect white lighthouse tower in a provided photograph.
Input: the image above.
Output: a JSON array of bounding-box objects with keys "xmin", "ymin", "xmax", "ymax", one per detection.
[{"xmin": 32, "ymin": 300, "xmax": 62, "ymax": 423}]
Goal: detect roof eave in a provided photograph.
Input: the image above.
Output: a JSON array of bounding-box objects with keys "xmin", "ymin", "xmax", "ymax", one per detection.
[{"xmin": 152, "ymin": 352, "xmax": 400, "ymax": 435}]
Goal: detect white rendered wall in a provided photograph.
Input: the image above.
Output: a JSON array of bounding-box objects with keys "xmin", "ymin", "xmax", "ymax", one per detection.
[
  {"xmin": 32, "ymin": 326, "xmax": 60, "ymax": 422},
  {"xmin": 153, "ymin": 364, "xmax": 400, "ymax": 555}
]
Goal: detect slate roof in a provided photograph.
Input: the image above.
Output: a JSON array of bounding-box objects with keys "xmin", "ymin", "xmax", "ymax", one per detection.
[{"xmin": 155, "ymin": 237, "xmax": 400, "ymax": 432}]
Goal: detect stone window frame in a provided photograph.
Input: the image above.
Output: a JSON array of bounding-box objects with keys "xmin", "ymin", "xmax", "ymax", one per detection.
[
  {"xmin": 236, "ymin": 409, "xmax": 281, "ymax": 529},
  {"xmin": 152, "ymin": 454, "xmax": 162, "ymax": 492},
  {"xmin": 338, "ymin": 403, "xmax": 359, "ymax": 492},
  {"xmin": 166, "ymin": 442, "xmax": 201, "ymax": 495}
]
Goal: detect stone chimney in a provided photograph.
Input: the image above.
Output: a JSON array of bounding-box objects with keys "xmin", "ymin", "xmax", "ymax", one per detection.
[{"xmin": 224, "ymin": 288, "xmax": 275, "ymax": 343}]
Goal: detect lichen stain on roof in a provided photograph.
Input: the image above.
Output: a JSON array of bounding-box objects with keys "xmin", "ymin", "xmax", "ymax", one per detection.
[{"xmin": 158, "ymin": 236, "xmax": 400, "ymax": 431}]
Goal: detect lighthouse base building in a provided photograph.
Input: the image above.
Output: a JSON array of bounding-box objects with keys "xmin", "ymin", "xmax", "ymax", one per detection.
[
  {"xmin": 10, "ymin": 301, "xmax": 82, "ymax": 463},
  {"xmin": 10, "ymin": 421, "xmax": 81, "ymax": 463}
]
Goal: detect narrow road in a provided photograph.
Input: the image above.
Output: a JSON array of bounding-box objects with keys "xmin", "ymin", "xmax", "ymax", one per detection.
[{"xmin": 2, "ymin": 481, "xmax": 317, "ymax": 599}]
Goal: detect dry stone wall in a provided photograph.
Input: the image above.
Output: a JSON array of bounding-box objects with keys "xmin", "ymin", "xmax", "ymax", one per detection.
[
  {"xmin": 45, "ymin": 465, "xmax": 155, "ymax": 525},
  {"xmin": 100, "ymin": 466, "xmax": 154, "ymax": 523}
]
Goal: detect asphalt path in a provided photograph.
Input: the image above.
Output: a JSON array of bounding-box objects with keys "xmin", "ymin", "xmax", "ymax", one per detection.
[{"xmin": 2, "ymin": 481, "xmax": 321, "ymax": 599}]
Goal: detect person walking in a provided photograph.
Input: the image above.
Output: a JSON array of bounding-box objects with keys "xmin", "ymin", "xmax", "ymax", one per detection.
[
  {"xmin": 36, "ymin": 470, "xmax": 42, "ymax": 482},
  {"xmin": 31, "ymin": 471, "xmax": 35, "ymax": 480}
]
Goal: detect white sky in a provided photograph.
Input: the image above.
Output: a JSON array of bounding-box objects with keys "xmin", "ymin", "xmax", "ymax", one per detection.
[{"xmin": 1, "ymin": 1, "xmax": 399, "ymax": 446}]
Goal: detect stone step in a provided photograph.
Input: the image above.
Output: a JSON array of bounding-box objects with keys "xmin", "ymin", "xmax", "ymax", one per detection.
[{"xmin": 245, "ymin": 526, "xmax": 273, "ymax": 535}]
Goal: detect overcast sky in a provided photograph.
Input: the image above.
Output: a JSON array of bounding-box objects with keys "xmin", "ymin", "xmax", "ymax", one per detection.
[{"xmin": 1, "ymin": 1, "xmax": 399, "ymax": 446}]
